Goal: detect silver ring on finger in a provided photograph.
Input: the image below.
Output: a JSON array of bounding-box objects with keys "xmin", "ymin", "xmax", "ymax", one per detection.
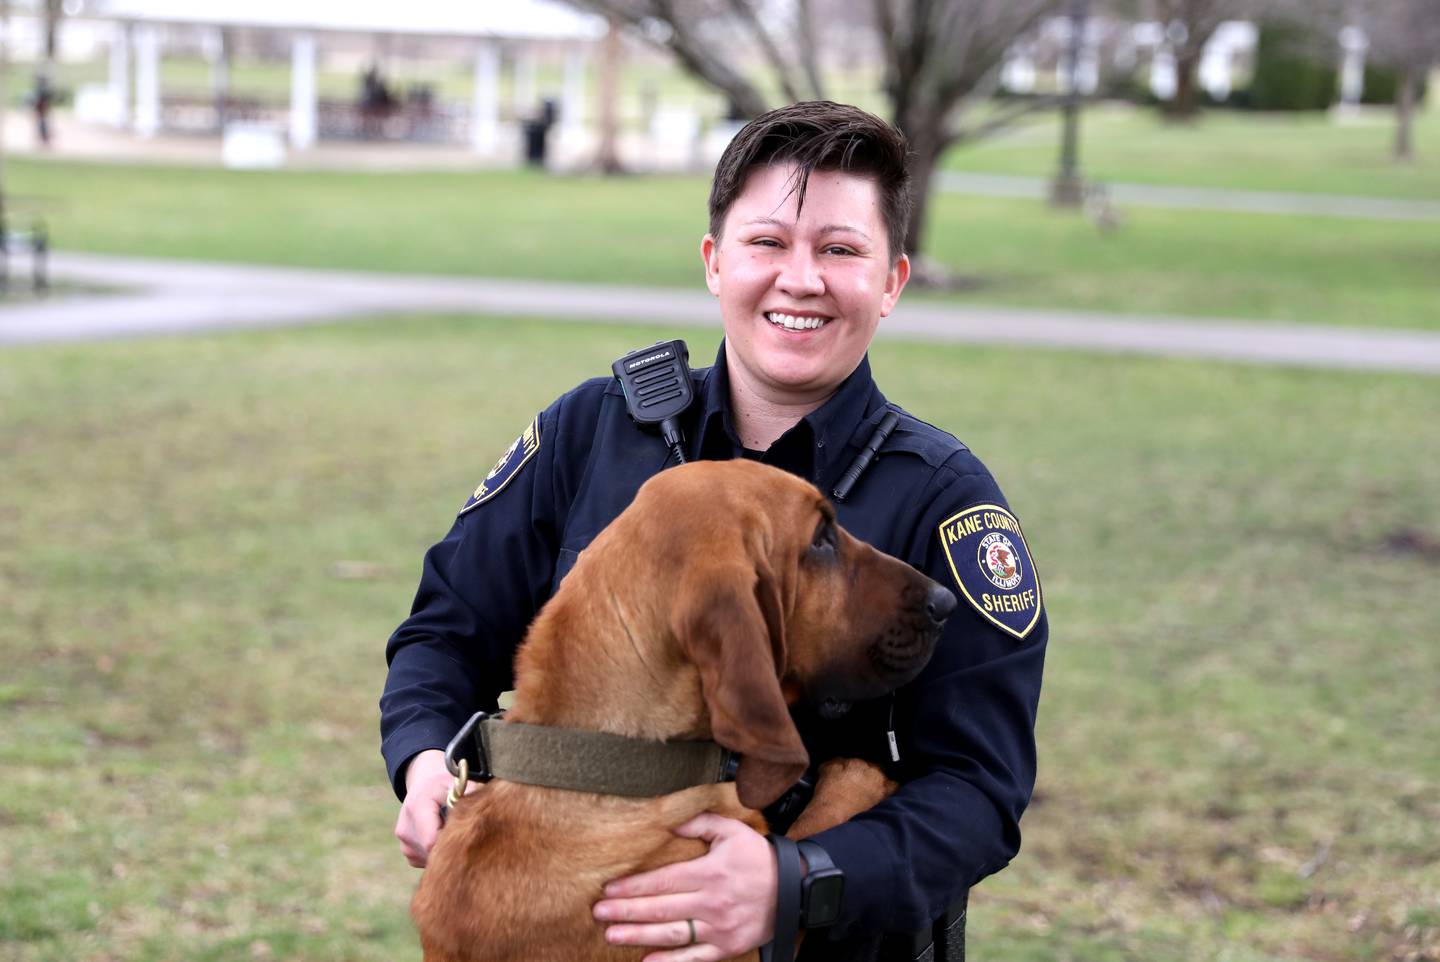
[{"xmin": 685, "ymin": 918, "xmax": 697, "ymax": 946}]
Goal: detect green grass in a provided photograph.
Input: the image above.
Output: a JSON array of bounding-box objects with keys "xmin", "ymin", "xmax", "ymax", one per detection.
[
  {"xmin": 10, "ymin": 157, "xmax": 1440, "ymax": 330},
  {"xmin": 943, "ymin": 101, "xmax": 1440, "ymax": 199},
  {"xmin": 2, "ymin": 314, "xmax": 1438, "ymax": 961}
]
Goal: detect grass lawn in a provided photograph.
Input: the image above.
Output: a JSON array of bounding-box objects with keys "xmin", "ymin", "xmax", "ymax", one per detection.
[
  {"xmin": 943, "ymin": 101, "xmax": 1440, "ymax": 200},
  {"xmin": 10, "ymin": 158, "xmax": 1440, "ymax": 331},
  {"xmin": 2, "ymin": 315, "xmax": 1438, "ymax": 961}
]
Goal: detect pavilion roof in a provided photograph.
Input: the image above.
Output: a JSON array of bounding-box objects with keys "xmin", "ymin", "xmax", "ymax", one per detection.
[{"xmin": 87, "ymin": 0, "xmax": 606, "ymax": 41}]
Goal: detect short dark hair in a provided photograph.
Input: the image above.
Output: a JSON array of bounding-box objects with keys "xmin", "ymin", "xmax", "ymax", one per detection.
[{"xmin": 708, "ymin": 101, "xmax": 912, "ymax": 263}]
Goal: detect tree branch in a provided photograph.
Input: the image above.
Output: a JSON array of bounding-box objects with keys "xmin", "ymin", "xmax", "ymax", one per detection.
[
  {"xmin": 576, "ymin": 0, "xmax": 771, "ymax": 116},
  {"xmin": 947, "ymin": 93, "xmax": 1064, "ymax": 146},
  {"xmin": 728, "ymin": 0, "xmax": 805, "ymax": 103},
  {"xmin": 795, "ymin": 0, "xmax": 827, "ymax": 100}
]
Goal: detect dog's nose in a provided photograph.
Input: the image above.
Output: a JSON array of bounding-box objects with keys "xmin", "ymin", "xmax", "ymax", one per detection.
[{"xmin": 925, "ymin": 584, "xmax": 957, "ymax": 625}]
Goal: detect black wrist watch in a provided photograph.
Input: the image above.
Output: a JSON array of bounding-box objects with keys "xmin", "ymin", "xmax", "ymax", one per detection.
[{"xmin": 795, "ymin": 839, "xmax": 845, "ymax": 928}]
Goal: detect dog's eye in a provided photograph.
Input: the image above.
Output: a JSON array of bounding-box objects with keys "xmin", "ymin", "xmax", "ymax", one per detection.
[{"xmin": 810, "ymin": 520, "xmax": 837, "ymax": 555}]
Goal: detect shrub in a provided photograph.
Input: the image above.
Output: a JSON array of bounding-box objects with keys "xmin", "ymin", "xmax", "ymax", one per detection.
[
  {"xmin": 1247, "ymin": 22, "xmax": 1338, "ymax": 111},
  {"xmin": 1360, "ymin": 64, "xmax": 1430, "ymax": 105}
]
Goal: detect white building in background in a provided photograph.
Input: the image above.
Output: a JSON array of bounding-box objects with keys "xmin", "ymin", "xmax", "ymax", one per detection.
[
  {"xmin": 1132, "ymin": 20, "xmax": 1257, "ymax": 102},
  {"xmin": 1002, "ymin": 17, "xmax": 1258, "ymax": 103},
  {"xmin": 67, "ymin": 0, "xmax": 605, "ymax": 157}
]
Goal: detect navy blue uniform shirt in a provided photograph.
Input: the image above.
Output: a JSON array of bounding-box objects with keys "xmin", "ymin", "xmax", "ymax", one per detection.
[{"xmin": 381, "ymin": 344, "xmax": 1047, "ymax": 939}]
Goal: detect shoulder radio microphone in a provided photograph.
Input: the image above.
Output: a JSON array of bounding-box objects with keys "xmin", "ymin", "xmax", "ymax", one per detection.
[{"xmin": 612, "ymin": 339, "xmax": 695, "ymax": 465}]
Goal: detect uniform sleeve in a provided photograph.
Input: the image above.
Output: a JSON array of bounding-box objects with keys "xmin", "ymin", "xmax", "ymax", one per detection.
[
  {"xmin": 379, "ymin": 394, "xmax": 589, "ymax": 800},
  {"xmin": 808, "ymin": 456, "xmax": 1047, "ymax": 937}
]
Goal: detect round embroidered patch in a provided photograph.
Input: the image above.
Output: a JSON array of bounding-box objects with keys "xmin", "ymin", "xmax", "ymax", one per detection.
[
  {"xmin": 485, "ymin": 438, "xmax": 521, "ymax": 482},
  {"xmin": 978, "ymin": 532, "xmax": 1023, "ymax": 590}
]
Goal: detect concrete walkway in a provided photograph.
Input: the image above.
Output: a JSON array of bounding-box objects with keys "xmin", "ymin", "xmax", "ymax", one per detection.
[
  {"xmin": 937, "ymin": 171, "xmax": 1440, "ymax": 222},
  {"xmin": 3, "ymin": 251, "xmax": 1438, "ymax": 375}
]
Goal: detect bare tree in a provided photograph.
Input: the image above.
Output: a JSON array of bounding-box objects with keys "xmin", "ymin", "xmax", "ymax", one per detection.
[
  {"xmin": 567, "ymin": 0, "xmax": 1060, "ymax": 277},
  {"xmin": 0, "ymin": 0, "xmax": 10, "ymax": 235},
  {"xmin": 1353, "ymin": 0, "xmax": 1440, "ymax": 160},
  {"xmin": 1144, "ymin": 0, "xmax": 1254, "ymax": 118},
  {"xmin": 596, "ymin": 15, "xmax": 626, "ymax": 173},
  {"xmin": 43, "ymin": 0, "xmax": 63, "ymax": 64},
  {"xmin": 878, "ymin": 1, "xmax": 1061, "ymax": 269}
]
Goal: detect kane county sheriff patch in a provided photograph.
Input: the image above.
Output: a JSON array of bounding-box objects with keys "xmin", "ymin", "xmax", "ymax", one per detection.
[
  {"xmin": 460, "ymin": 417, "xmax": 540, "ymax": 515},
  {"xmin": 937, "ymin": 503, "xmax": 1042, "ymax": 640}
]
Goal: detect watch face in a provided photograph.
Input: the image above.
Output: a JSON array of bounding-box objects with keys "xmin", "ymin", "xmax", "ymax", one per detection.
[{"xmin": 805, "ymin": 874, "xmax": 844, "ymax": 927}]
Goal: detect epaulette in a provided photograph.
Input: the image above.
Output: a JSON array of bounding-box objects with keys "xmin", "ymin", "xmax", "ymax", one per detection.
[{"xmin": 872, "ymin": 406, "xmax": 971, "ymax": 471}]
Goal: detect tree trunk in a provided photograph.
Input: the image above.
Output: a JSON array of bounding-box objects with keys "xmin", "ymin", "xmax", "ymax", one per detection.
[
  {"xmin": 0, "ymin": 0, "xmax": 10, "ymax": 242},
  {"xmin": 1167, "ymin": 50, "xmax": 1201, "ymax": 119},
  {"xmin": 900, "ymin": 130, "xmax": 948, "ymax": 285},
  {"xmin": 44, "ymin": 0, "xmax": 61, "ymax": 63},
  {"xmin": 1394, "ymin": 65, "xmax": 1416, "ymax": 162},
  {"xmin": 595, "ymin": 16, "xmax": 624, "ymax": 174}
]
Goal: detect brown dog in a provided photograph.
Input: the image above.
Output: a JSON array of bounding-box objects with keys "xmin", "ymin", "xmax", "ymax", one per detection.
[{"xmin": 412, "ymin": 459, "xmax": 954, "ymax": 962}]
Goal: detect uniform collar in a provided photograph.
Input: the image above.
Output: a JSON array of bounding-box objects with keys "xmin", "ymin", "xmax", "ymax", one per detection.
[{"xmin": 693, "ymin": 343, "xmax": 886, "ymax": 488}]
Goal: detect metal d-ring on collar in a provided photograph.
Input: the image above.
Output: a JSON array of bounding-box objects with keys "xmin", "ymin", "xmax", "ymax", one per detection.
[{"xmin": 443, "ymin": 710, "xmax": 737, "ymax": 801}]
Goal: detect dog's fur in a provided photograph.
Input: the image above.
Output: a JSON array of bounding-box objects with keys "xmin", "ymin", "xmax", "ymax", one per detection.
[{"xmin": 412, "ymin": 460, "xmax": 948, "ymax": 962}]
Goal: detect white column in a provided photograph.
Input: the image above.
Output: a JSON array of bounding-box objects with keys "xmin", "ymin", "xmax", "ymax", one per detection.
[
  {"xmin": 289, "ymin": 32, "xmax": 317, "ymax": 150},
  {"xmin": 209, "ymin": 27, "xmax": 230, "ymax": 129},
  {"xmin": 1338, "ymin": 25, "xmax": 1368, "ymax": 111},
  {"xmin": 109, "ymin": 21, "xmax": 131, "ymax": 127},
  {"xmin": 561, "ymin": 45, "xmax": 587, "ymax": 135},
  {"xmin": 513, "ymin": 46, "xmax": 537, "ymax": 117},
  {"xmin": 1150, "ymin": 47, "xmax": 1177, "ymax": 101},
  {"xmin": 471, "ymin": 41, "xmax": 500, "ymax": 153},
  {"xmin": 209, "ymin": 28, "xmax": 229, "ymax": 97},
  {"xmin": 133, "ymin": 24, "xmax": 161, "ymax": 137}
]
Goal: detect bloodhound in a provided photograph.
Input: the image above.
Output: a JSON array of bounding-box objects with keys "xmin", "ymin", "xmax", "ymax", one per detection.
[{"xmin": 412, "ymin": 459, "xmax": 955, "ymax": 962}]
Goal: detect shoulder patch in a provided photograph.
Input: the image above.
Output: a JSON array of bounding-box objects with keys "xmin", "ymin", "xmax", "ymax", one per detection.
[
  {"xmin": 460, "ymin": 417, "xmax": 541, "ymax": 515},
  {"xmin": 937, "ymin": 504, "xmax": 1042, "ymax": 640}
]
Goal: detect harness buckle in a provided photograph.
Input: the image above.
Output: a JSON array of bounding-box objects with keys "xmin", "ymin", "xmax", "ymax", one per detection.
[{"xmin": 444, "ymin": 710, "xmax": 496, "ymax": 783}]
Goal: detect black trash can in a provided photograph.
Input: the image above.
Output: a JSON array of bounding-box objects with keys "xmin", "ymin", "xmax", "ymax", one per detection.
[
  {"xmin": 522, "ymin": 98, "xmax": 559, "ymax": 168},
  {"xmin": 523, "ymin": 120, "xmax": 548, "ymax": 166}
]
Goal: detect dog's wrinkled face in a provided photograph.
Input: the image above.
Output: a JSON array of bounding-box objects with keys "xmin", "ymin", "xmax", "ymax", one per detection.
[
  {"xmin": 780, "ymin": 496, "xmax": 955, "ymax": 710},
  {"xmin": 637, "ymin": 459, "xmax": 955, "ymax": 808}
]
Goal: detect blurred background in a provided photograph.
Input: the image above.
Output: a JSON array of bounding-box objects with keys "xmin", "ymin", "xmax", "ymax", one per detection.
[{"xmin": 1, "ymin": 1, "xmax": 1437, "ymax": 960}]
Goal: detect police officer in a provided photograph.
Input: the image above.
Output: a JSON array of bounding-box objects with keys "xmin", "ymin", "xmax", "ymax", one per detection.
[{"xmin": 382, "ymin": 101, "xmax": 1046, "ymax": 961}]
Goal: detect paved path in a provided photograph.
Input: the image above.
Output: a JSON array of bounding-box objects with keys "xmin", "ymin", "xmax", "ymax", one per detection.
[
  {"xmin": 4, "ymin": 252, "xmax": 1438, "ymax": 375},
  {"xmin": 937, "ymin": 171, "xmax": 1440, "ymax": 222}
]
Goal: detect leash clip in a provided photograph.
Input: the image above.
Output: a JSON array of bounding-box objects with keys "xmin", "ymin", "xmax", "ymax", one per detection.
[
  {"xmin": 444, "ymin": 710, "xmax": 496, "ymax": 783},
  {"xmin": 445, "ymin": 757, "xmax": 469, "ymax": 810}
]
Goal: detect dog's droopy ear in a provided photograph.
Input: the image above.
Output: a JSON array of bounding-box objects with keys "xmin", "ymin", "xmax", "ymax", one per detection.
[{"xmin": 672, "ymin": 564, "xmax": 808, "ymax": 810}]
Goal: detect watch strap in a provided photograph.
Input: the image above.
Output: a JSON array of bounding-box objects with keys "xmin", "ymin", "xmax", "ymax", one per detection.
[
  {"xmin": 795, "ymin": 839, "xmax": 836, "ymax": 875},
  {"xmin": 761, "ymin": 834, "xmax": 802, "ymax": 962},
  {"xmin": 795, "ymin": 839, "xmax": 844, "ymax": 928}
]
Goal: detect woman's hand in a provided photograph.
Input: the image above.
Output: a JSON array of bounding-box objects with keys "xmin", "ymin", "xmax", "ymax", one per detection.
[
  {"xmin": 394, "ymin": 749, "xmax": 452, "ymax": 868},
  {"xmin": 593, "ymin": 814, "xmax": 777, "ymax": 962}
]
